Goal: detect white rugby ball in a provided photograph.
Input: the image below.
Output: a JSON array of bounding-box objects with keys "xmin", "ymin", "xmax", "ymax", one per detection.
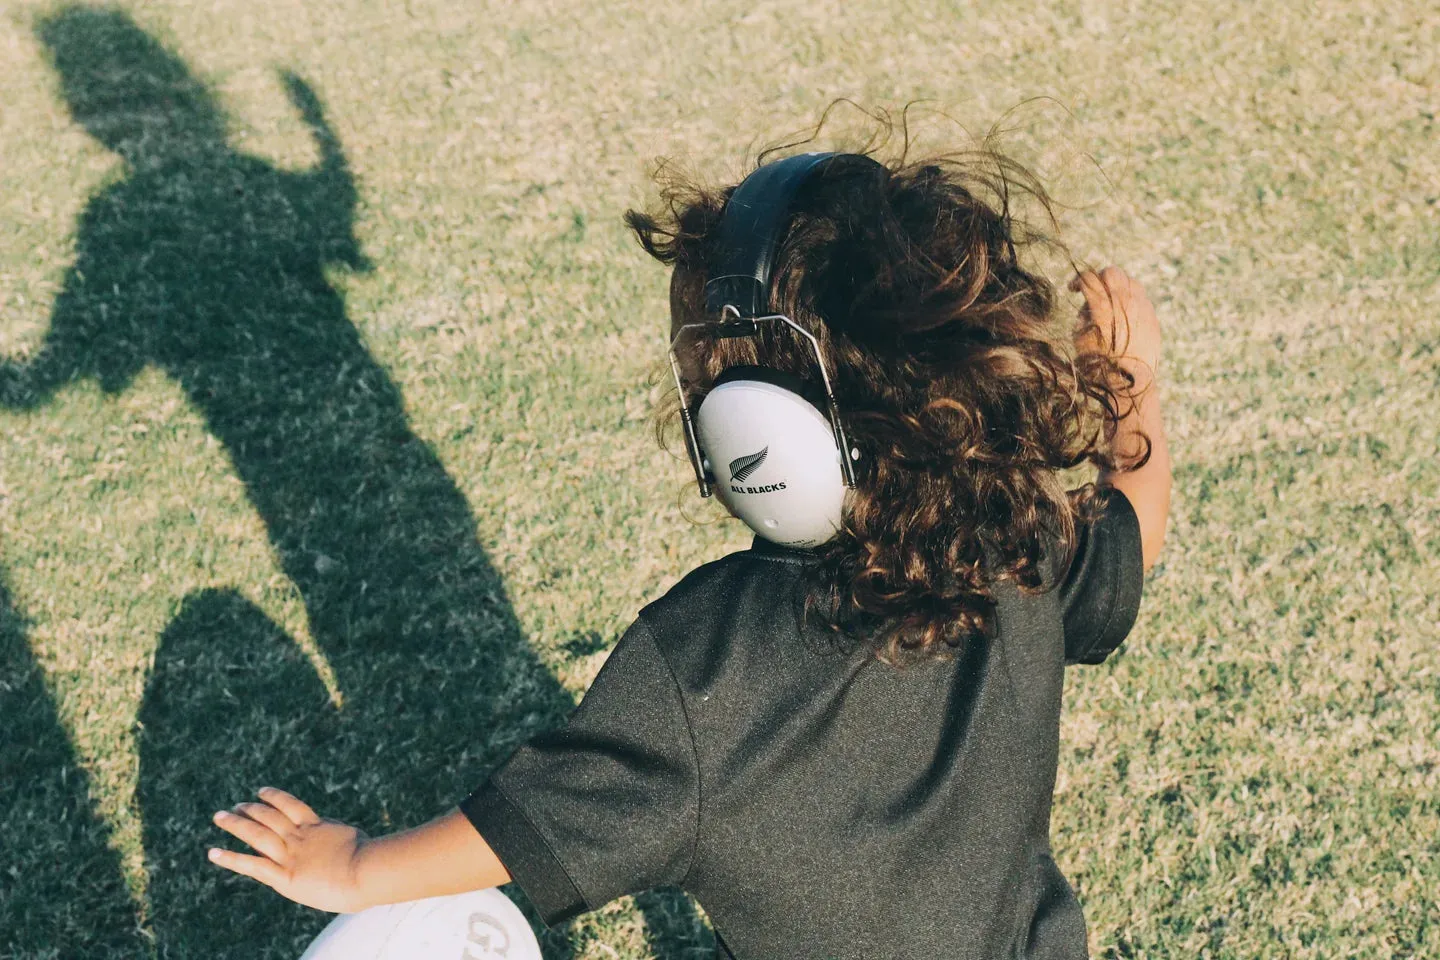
[{"xmin": 298, "ymin": 888, "xmax": 542, "ymax": 960}]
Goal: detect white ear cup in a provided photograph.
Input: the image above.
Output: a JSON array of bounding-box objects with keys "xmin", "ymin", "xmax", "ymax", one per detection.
[{"xmin": 695, "ymin": 379, "xmax": 846, "ymax": 547}]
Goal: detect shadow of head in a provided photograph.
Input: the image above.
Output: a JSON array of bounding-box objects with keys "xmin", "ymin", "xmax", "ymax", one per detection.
[{"xmin": 36, "ymin": 5, "xmax": 226, "ymax": 163}]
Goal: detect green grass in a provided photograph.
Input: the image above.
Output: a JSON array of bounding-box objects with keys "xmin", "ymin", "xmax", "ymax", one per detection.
[{"xmin": 0, "ymin": 0, "xmax": 1437, "ymax": 957}]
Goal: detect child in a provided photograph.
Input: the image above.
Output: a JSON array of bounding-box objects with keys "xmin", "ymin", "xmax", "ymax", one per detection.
[{"xmin": 209, "ymin": 147, "xmax": 1170, "ymax": 959}]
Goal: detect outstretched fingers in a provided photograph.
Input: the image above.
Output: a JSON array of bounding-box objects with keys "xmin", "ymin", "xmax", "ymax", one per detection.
[
  {"xmin": 208, "ymin": 846, "xmax": 287, "ymax": 889},
  {"xmin": 257, "ymin": 786, "xmax": 321, "ymax": 826},
  {"xmin": 1070, "ymin": 265, "xmax": 1130, "ymax": 297},
  {"xmin": 234, "ymin": 801, "xmax": 297, "ymax": 839},
  {"xmin": 213, "ymin": 809, "xmax": 289, "ymax": 864}
]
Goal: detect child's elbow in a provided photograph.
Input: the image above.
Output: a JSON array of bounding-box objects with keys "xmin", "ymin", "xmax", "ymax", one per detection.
[
  {"xmin": 1141, "ymin": 519, "xmax": 1167, "ymax": 572},
  {"xmin": 1137, "ymin": 479, "xmax": 1172, "ymax": 573}
]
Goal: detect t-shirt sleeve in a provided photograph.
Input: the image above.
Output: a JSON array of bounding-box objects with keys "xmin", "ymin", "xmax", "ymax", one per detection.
[
  {"xmin": 459, "ymin": 617, "xmax": 698, "ymax": 925},
  {"xmin": 1058, "ymin": 487, "xmax": 1146, "ymax": 665}
]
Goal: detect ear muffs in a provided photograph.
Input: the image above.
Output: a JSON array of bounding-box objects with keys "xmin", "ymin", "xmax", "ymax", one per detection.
[
  {"xmin": 695, "ymin": 369, "xmax": 846, "ymax": 548},
  {"xmin": 667, "ymin": 151, "xmax": 883, "ymax": 547}
]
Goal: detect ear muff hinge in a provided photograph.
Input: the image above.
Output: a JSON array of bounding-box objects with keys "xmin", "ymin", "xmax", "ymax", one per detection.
[{"xmin": 712, "ymin": 317, "xmax": 759, "ymax": 339}]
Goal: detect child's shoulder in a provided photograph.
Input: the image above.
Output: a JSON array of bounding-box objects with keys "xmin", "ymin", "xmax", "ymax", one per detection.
[
  {"xmin": 641, "ymin": 541, "xmax": 802, "ymax": 611},
  {"xmin": 634, "ymin": 542, "xmax": 813, "ymax": 662}
]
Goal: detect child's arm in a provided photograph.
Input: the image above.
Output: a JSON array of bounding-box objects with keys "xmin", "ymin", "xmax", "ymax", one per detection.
[
  {"xmin": 1071, "ymin": 267, "xmax": 1171, "ymax": 571},
  {"xmin": 208, "ymin": 787, "xmax": 510, "ymax": 912}
]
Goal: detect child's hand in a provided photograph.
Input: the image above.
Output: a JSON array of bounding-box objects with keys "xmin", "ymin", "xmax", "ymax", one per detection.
[
  {"xmin": 208, "ymin": 786, "xmax": 371, "ymax": 913},
  {"xmin": 1070, "ymin": 267, "xmax": 1162, "ymax": 380}
]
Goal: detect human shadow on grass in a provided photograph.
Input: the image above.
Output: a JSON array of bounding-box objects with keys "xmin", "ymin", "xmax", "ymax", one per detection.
[{"xmin": 2, "ymin": 7, "xmax": 711, "ymax": 958}]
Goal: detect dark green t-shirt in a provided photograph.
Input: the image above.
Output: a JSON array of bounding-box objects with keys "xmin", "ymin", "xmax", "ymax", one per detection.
[{"xmin": 463, "ymin": 489, "xmax": 1144, "ymax": 959}]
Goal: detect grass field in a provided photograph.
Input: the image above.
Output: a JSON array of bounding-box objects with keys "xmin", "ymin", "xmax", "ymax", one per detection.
[{"xmin": 1, "ymin": 0, "xmax": 1437, "ymax": 957}]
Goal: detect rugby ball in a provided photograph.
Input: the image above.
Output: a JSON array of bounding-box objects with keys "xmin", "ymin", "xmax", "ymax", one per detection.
[{"xmin": 298, "ymin": 888, "xmax": 542, "ymax": 960}]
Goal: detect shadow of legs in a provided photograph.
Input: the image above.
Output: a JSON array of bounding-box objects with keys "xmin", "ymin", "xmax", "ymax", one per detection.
[{"xmin": 0, "ymin": 572, "xmax": 140, "ymax": 953}]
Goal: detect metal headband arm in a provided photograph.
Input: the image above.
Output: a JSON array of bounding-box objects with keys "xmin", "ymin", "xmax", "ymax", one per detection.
[
  {"xmin": 667, "ymin": 330, "xmax": 712, "ymax": 497},
  {"xmin": 668, "ymin": 308, "xmax": 857, "ymax": 498}
]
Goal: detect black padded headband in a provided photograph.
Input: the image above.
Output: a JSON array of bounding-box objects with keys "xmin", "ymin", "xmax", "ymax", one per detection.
[{"xmin": 703, "ymin": 151, "xmax": 885, "ymax": 318}]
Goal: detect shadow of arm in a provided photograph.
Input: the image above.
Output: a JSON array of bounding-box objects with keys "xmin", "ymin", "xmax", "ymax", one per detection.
[
  {"xmin": 1, "ymin": 351, "xmax": 66, "ymax": 410},
  {"xmin": 0, "ymin": 283, "xmax": 138, "ymax": 410},
  {"xmin": 280, "ymin": 70, "xmax": 372, "ymax": 273}
]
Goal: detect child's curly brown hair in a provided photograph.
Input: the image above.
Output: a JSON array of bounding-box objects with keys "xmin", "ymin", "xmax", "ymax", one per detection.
[{"xmin": 626, "ymin": 138, "xmax": 1149, "ymax": 663}]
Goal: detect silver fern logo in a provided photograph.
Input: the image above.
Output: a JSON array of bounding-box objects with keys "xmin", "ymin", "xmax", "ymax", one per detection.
[{"xmin": 728, "ymin": 447, "xmax": 768, "ymax": 482}]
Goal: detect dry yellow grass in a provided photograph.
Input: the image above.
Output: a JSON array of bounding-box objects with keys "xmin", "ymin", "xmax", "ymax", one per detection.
[{"xmin": 1, "ymin": 0, "xmax": 1436, "ymax": 957}]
